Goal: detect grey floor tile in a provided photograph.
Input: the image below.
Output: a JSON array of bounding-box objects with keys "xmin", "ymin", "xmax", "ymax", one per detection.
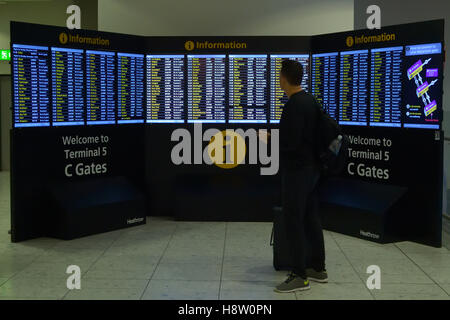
[
  {"xmin": 14, "ymin": 261, "xmax": 91, "ymax": 279},
  {"xmin": 34, "ymin": 247, "xmax": 104, "ymax": 265},
  {"xmin": 153, "ymin": 263, "xmax": 222, "ymax": 281},
  {"xmin": 174, "ymin": 222, "xmax": 226, "ymax": 240},
  {"xmin": 0, "ymin": 255, "xmax": 37, "ymax": 278},
  {"xmin": 64, "ymin": 287, "xmax": 144, "ymax": 300},
  {"xmin": 118, "ymin": 226, "xmax": 175, "ymax": 242},
  {"xmin": 80, "ymin": 278, "xmax": 149, "ymax": 290},
  {"xmin": 0, "ymin": 243, "xmax": 48, "ymax": 256},
  {"xmin": 3, "ymin": 276, "xmax": 68, "ymax": 289},
  {"xmin": 395, "ymin": 241, "xmax": 449, "ymax": 255},
  {"xmin": 296, "ymin": 282, "xmax": 374, "ymax": 300},
  {"xmin": 326, "ymin": 262, "xmax": 364, "ymax": 284},
  {"xmin": 220, "ymin": 281, "xmax": 296, "ymax": 300},
  {"xmin": 0, "ymin": 278, "xmax": 68, "ymax": 299},
  {"xmin": 224, "ymin": 241, "xmax": 272, "ymax": 260},
  {"xmin": 420, "ymin": 266, "xmax": 450, "ymax": 284},
  {"xmin": 104, "ymin": 241, "xmax": 168, "ymax": 256},
  {"xmin": 341, "ymin": 244, "xmax": 407, "ymax": 262},
  {"xmin": 0, "ymin": 296, "xmax": 61, "ymax": 300},
  {"xmin": 84, "ymin": 263, "xmax": 157, "ymax": 280},
  {"xmin": 222, "ymin": 260, "xmax": 288, "ymax": 282},
  {"xmin": 441, "ymin": 283, "xmax": 450, "ymax": 296},
  {"xmin": 405, "ymin": 252, "xmax": 450, "ymax": 268},
  {"xmin": 371, "ymin": 283, "xmax": 450, "ymax": 300},
  {"xmin": 142, "ymin": 280, "xmax": 220, "ymax": 300},
  {"xmin": 51, "ymin": 233, "xmax": 120, "ymax": 250},
  {"xmin": 161, "ymin": 240, "xmax": 224, "ymax": 264}
]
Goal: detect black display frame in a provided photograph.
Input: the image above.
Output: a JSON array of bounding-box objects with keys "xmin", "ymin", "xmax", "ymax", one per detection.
[{"xmin": 9, "ymin": 20, "xmax": 446, "ymax": 248}]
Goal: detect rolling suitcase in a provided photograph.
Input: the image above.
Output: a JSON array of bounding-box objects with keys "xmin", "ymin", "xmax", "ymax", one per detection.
[{"xmin": 270, "ymin": 206, "xmax": 293, "ymax": 271}]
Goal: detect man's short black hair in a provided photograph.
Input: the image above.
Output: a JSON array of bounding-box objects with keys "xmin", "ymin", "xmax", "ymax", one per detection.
[{"xmin": 280, "ymin": 59, "xmax": 304, "ymax": 86}]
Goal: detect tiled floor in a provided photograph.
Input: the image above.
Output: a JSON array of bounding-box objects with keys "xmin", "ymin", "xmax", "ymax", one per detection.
[{"xmin": 0, "ymin": 171, "xmax": 449, "ymax": 300}]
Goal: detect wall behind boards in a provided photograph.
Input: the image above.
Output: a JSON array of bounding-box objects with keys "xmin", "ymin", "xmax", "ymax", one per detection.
[{"xmin": 99, "ymin": 0, "xmax": 354, "ymax": 36}]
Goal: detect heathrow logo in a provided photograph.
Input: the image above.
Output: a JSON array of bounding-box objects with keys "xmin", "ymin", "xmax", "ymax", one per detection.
[{"xmin": 170, "ymin": 124, "xmax": 279, "ymax": 175}]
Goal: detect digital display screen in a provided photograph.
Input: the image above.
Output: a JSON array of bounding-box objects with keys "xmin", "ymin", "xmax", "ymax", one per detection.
[
  {"xmin": 403, "ymin": 43, "xmax": 442, "ymax": 129},
  {"xmin": 12, "ymin": 44, "xmax": 50, "ymax": 127},
  {"xmin": 339, "ymin": 50, "xmax": 369, "ymax": 126},
  {"xmin": 369, "ymin": 47, "xmax": 403, "ymax": 128},
  {"xmin": 86, "ymin": 50, "xmax": 116, "ymax": 125},
  {"xmin": 11, "ymin": 41, "xmax": 443, "ymax": 130},
  {"xmin": 147, "ymin": 55, "xmax": 185, "ymax": 123},
  {"xmin": 51, "ymin": 47, "xmax": 84, "ymax": 126},
  {"xmin": 229, "ymin": 54, "xmax": 269, "ymax": 123},
  {"xmin": 187, "ymin": 55, "xmax": 226, "ymax": 123},
  {"xmin": 311, "ymin": 52, "xmax": 339, "ymax": 121},
  {"xmin": 270, "ymin": 54, "xmax": 310, "ymax": 123},
  {"xmin": 117, "ymin": 53, "xmax": 145, "ymax": 124}
]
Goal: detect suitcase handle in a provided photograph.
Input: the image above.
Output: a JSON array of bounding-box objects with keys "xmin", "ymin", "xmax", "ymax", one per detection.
[
  {"xmin": 270, "ymin": 226, "xmax": 274, "ymax": 246},
  {"xmin": 271, "ymin": 206, "xmax": 282, "ymax": 246}
]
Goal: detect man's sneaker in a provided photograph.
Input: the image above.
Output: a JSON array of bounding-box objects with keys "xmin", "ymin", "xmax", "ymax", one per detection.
[
  {"xmin": 274, "ymin": 273, "xmax": 310, "ymax": 293},
  {"xmin": 306, "ymin": 268, "xmax": 328, "ymax": 283}
]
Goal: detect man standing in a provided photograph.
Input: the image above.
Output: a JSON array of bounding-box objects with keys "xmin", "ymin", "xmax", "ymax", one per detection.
[{"xmin": 273, "ymin": 59, "xmax": 327, "ymax": 292}]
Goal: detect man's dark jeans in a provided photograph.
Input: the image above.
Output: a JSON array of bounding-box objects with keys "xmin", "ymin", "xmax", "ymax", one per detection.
[{"xmin": 281, "ymin": 166, "xmax": 325, "ymax": 278}]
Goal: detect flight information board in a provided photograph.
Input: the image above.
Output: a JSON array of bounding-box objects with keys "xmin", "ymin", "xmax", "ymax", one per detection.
[
  {"xmin": 403, "ymin": 43, "xmax": 443, "ymax": 129},
  {"xmin": 229, "ymin": 54, "xmax": 268, "ymax": 123},
  {"xmin": 147, "ymin": 55, "xmax": 185, "ymax": 123},
  {"xmin": 51, "ymin": 47, "xmax": 84, "ymax": 126},
  {"xmin": 311, "ymin": 52, "xmax": 339, "ymax": 121},
  {"xmin": 86, "ymin": 50, "xmax": 116, "ymax": 125},
  {"xmin": 117, "ymin": 53, "xmax": 145, "ymax": 124},
  {"xmin": 187, "ymin": 55, "xmax": 226, "ymax": 123},
  {"xmin": 339, "ymin": 50, "xmax": 369, "ymax": 126},
  {"xmin": 12, "ymin": 44, "xmax": 50, "ymax": 127},
  {"xmin": 370, "ymin": 47, "xmax": 402, "ymax": 127},
  {"xmin": 270, "ymin": 54, "xmax": 310, "ymax": 123}
]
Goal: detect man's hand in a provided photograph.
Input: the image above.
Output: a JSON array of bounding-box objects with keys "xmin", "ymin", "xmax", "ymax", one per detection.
[{"xmin": 258, "ymin": 130, "xmax": 271, "ymax": 144}]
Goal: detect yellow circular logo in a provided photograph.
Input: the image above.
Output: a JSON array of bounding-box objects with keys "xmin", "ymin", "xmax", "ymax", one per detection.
[
  {"xmin": 346, "ymin": 36, "xmax": 354, "ymax": 47},
  {"xmin": 207, "ymin": 130, "xmax": 246, "ymax": 169},
  {"xmin": 59, "ymin": 32, "xmax": 68, "ymax": 44},
  {"xmin": 185, "ymin": 40, "xmax": 195, "ymax": 51}
]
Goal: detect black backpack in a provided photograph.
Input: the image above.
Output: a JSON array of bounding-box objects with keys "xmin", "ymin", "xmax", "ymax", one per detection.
[{"xmin": 314, "ymin": 100, "xmax": 349, "ymax": 175}]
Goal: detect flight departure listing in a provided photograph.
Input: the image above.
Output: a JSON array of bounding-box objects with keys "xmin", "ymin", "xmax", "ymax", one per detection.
[
  {"xmin": 147, "ymin": 55, "xmax": 185, "ymax": 123},
  {"xmin": 117, "ymin": 53, "xmax": 145, "ymax": 124},
  {"xmin": 370, "ymin": 47, "xmax": 403, "ymax": 127},
  {"xmin": 311, "ymin": 52, "xmax": 339, "ymax": 121},
  {"xmin": 13, "ymin": 44, "xmax": 50, "ymax": 127},
  {"xmin": 11, "ymin": 43, "xmax": 443, "ymax": 130},
  {"xmin": 229, "ymin": 54, "xmax": 269, "ymax": 123},
  {"xmin": 270, "ymin": 54, "xmax": 310, "ymax": 123},
  {"xmin": 51, "ymin": 47, "xmax": 84, "ymax": 126},
  {"xmin": 339, "ymin": 50, "xmax": 369, "ymax": 126},
  {"xmin": 187, "ymin": 55, "xmax": 226, "ymax": 123},
  {"xmin": 86, "ymin": 50, "xmax": 116, "ymax": 125}
]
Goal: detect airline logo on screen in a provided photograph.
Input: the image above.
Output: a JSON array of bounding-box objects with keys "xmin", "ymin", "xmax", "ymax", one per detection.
[
  {"xmin": 184, "ymin": 40, "xmax": 247, "ymax": 51},
  {"xmin": 59, "ymin": 32, "xmax": 110, "ymax": 46},
  {"xmin": 346, "ymin": 32, "xmax": 396, "ymax": 48}
]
